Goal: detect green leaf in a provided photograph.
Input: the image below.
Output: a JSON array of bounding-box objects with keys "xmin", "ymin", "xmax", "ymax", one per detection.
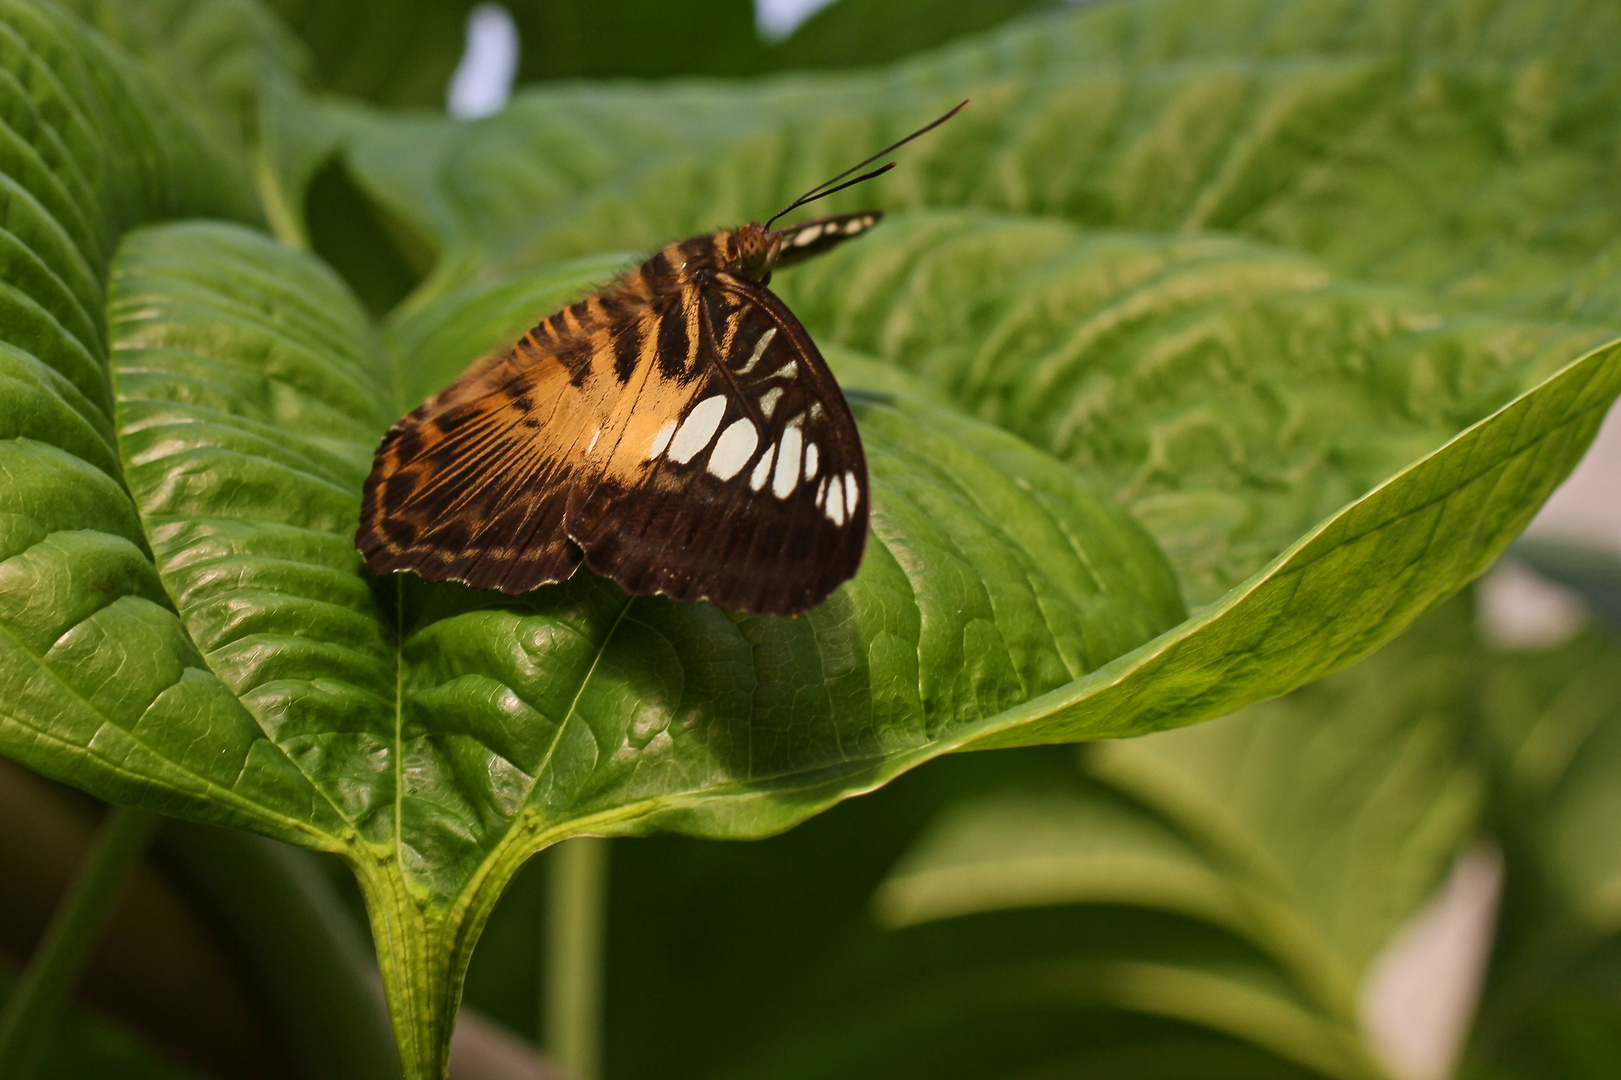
[
  {"xmin": 260, "ymin": 0, "xmax": 476, "ymax": 107},
  {"xmin": 73, "ymin": 214, "xmax": 1621, "ymax": 1077},
  {"xmin": 75, "ymin": 219, "xmax": 1177, "ymax": 1076},
  {"xmin": 772, "ymin": 0, "xmax": 1062, "ymax": 69},
  {"xmin": 329, "ymin": 0, "xmax": 1621, "ymax": 321},
  {"xmin": 833, "ymin": 601, "xmax": 1483, "ymax": 1079},
  {"xmin": 52, "ymin": 0, "xmax": 310, "ymax": 140},
  {"xmin": 0, "ymin": 0, "xmax": 258, "ymax": 817},
  {"xmin": 777, "ymin": 215, "xmax": 1616, "ymax": 602}
]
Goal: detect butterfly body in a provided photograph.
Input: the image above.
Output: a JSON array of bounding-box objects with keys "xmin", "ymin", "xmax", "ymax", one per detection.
[{"xmin": 358, "ymin": 212, "xmax": 881, "ymax": 616}]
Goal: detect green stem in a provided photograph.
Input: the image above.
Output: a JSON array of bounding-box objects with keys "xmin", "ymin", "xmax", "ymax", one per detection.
[
  {"xmin": 254, "ymin": 140, "xmax": 310, "ymax": 251},
  {"xmin": 0, "ymin": 805, "xmax": 162, "ymax": 1077},
  {"xmin": 545, "ymin": 837, "xmax": 610, "ymax": 1080}
]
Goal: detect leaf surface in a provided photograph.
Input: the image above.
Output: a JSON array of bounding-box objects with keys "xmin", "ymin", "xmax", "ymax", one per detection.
[{"xmin": 329, "ymin": 0, "xmax": 1621, "ymax": 326}]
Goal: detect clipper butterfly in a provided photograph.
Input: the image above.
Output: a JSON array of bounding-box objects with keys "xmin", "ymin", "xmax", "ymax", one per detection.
[{"xmin": 357, "ymin": 103, "xmax": 965, "ymax": 615}]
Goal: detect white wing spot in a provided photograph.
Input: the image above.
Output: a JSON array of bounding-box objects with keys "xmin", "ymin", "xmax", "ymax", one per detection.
[
  {"xmin": 843, "ymin": 471, "xmax": 860, "ymax": 518},
  {"xmin": 769, "ymin": 361, "xmax": 799, "ymax": 381},
  {"xmin": 845, "ymin": 217, "xmax": 868, "ymax": 234},
  {"xmin": 803, "ymin": 441, "xmax": 819, "ymax": 479},
  {"xmin": 772, "ymin": 420, "xmax": 803, "ymax": 498},
  {"xmin": 587, "ymin": 428, "xmax": 601, "ymax": 453},
  {"xmin": 825, "ymin": 485, "xmax": 846, "ymax": 525},
  {"xmin": 749, "ymin": 443, "xmax": 776, "ymax": 491},
  {"xmin": 668, "ymin": 395, "xmax": 727, "ymax": 464},
  {"xmin": 647, "ymin": 420, "xmax": 676, "ymax": 459},
  {"xmin": 793, "ymin": 224, "xmax": 823, "ymax": 246},
  {"xmin": 809, "ymin": 402, "xmax": 825, "ymax": 420},
  {"xmin": 758, "ymin": 386, "xmax": 783, "ymax": 418},
  {"xmin": 736, "ymin": 327, "xmax": 777, "ymax": 375},
  {"xmin": 707, "ymin": 419, "xmax": 758, "ymax": 481}
]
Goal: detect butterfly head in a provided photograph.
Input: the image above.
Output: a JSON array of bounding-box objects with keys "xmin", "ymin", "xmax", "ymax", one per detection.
[{"xmin": 730, "ymin": 222, "xmax": 782, "ymax": 281}]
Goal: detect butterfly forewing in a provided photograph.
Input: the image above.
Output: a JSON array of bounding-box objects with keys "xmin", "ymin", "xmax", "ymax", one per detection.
[
  {"xmin": 566, "ymin": 272, "xmax": 868, "ymax": 614},
  {"xmin": 770, "ymin": 211, "xmax": 881, "ymax": 271}
]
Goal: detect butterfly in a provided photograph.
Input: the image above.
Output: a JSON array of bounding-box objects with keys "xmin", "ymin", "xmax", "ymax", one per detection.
[{"xmin": 357, "ymin": 102, "xmax": 965, "ymax": 616}]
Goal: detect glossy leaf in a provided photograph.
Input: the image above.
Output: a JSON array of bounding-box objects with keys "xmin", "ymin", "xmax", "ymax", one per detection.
[
  {"xmin": 0, "ymin": 0, "xmax": 256, "ymax": 818},
  {"xmin": 84, "ymin": 215, "xmax": 1620, "ymax": 1076}
]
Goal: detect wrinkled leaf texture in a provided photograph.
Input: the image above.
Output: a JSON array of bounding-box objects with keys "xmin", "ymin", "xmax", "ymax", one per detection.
[{"xmin": 4, "ymin": 0, "xmax": 1621, "ymax": 1076}]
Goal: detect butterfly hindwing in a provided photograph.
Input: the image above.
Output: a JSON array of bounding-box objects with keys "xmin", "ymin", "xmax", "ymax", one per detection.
[{"xmin": 567, "ymin": 271, "xmax": 869, "ymax": 615}]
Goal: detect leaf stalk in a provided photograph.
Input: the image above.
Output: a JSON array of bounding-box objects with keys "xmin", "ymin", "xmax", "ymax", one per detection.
[{"xmin": 546, "ymin": 837, "xmax": 610, "ymax": 1080}]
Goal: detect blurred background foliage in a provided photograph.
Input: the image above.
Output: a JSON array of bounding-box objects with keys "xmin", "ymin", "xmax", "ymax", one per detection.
[
  {"xmin": 6, "ymin": 0, "xmax": 1621, "ymax": 1078},
  {"xmin": 260, "ymin": 0, "xmax": 1064, "ymax": 104}
]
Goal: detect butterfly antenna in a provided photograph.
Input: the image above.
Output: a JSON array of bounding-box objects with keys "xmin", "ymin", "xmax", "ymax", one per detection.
[{"xmin": 765, "ymin": 99, "xmax": 968, "ymax": 229}]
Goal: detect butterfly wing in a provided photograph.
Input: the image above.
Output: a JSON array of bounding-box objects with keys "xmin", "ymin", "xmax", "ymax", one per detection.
[
  {"xmin": 770, "ymin": 211, "xmax": 882, "ymax": 271},
  {"xmin": 566, "ymin": 270, "xmax": 868, "ymax": 615},
  {"xmin": 358, "ymin": 271, "xmax": 869, "ymax": 615}
]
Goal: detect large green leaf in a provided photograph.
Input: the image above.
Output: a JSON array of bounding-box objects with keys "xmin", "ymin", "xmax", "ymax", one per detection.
[
  {"xmin": 0, "ymin": 0, "xmax": 257, "ymax": 826},
  {"xmin": 83, "ymin": 219, "xmax": 1176, "ymax": 1076},
  {"xmin": 778, "ymin": 215, "xmax": 1616, "ymax": 602},
  {"xmin": 328, "ymin": 0, "xmax": 1621, "ymax": 322}
]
